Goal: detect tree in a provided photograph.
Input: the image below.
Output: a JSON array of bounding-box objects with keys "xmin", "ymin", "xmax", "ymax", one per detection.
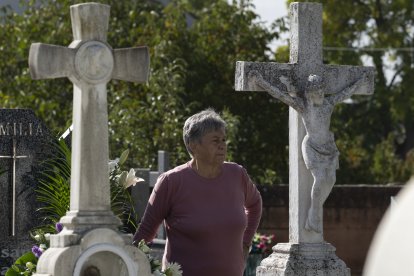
[{"xmin": 0, "ymin": 0, "xmax": 287, "ymax": 183}]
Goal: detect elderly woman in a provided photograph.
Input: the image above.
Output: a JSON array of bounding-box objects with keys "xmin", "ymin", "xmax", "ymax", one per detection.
[{"xmin": 133, "ymin": 108, "xmax": 262, "ymax": 276}]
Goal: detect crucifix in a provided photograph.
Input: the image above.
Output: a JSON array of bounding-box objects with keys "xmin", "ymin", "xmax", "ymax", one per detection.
[
  {"xmin": 0, "ymin": 139, "xmax": 29, "ymax": 236},
  {"xmin": 236, "ymin": 3, "xmax": 374, "ymax": 274},
  {"xmin": 29, "ymin": 2, "xmax": 150, "ymax": 232}
]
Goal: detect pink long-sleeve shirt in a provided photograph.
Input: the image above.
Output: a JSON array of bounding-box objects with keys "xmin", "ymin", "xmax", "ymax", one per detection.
[{"xmin": 133, "ymin": 161, "xmax": 262, "ymax": 276}]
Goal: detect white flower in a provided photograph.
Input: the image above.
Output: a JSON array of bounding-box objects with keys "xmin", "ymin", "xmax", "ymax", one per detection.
[
  {"xmin": 137, "ymin": 240, "xmax": 151, "ymax": 254},
  {"xmin": 165, "ymin": 262, "xmax": 183, "ymax": 276},
  {"xmin": 108, "ymin": 158, "xmax": 119, "ymax": 173},
  {"xmin": 44, "ymin": 233, "xmax": 51, "ymax": 241},
  {"xmin": 124, "ymin": 168, "xmax": 144, "ymax": 188},
  {"xmin": 153, "ymin": 270, "xmax": 165, "ymax": 276},
  {"xmin": 26, "ymin": 262, "xmax": 35, "ymax": 270},
  {"xmin": 39, "ymin": 244, "xmax": 47, "ymax": 252}
]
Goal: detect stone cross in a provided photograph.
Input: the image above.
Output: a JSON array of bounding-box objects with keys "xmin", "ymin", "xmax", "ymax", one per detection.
[
  {"xmin": 236, "ymin": 2, "xmax": 374, "ymax": 244},
  {"xmin": 0, "ymin": 139, "xmax": 29, "ymax": 236},
  {"xmin": 29, "ymin": 3, "xmax": 150, "ymax": 232},
  {"xmin": 29, "ymin": 3, "xmax": 152, "ymax": 276},
  {"xmin": 236, "ymin": 3, "xmax": 375, "ymax": 274}
]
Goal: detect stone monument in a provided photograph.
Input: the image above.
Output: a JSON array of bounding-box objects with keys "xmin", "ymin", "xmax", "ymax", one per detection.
[
  {"xmin": 0, "ymin": 109, "xmax": 55, "ymax": 274},
  {"xmin": 235, "ymin": 2, "xmax": 375, "ymax": 275},
  {"xmin": 363, "ymin": 177, "xmax": 414, "ymax": 276},
  {"xmin": 28, "ymin": 3, "xmax": 151, "ymax": 275}
]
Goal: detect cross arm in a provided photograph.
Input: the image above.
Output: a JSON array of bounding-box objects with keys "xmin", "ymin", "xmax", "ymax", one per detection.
[
  {"xmin": 235, "ymin": 61, "xmax": 303, "ymax": 111},
  {"xmin": 29, "ymin": 43, "xmax": 76, "ymax": 80},
  {"xmin": 323, "ymin": 65, "xmax": 375, "ymax": 96},
  {"xmin": 235, "ymin": 61, "xmax": 297, "ymax": 92},
  {"xmin": 112, "ymin": 47, "xmax": 150, "ymax": 83}
]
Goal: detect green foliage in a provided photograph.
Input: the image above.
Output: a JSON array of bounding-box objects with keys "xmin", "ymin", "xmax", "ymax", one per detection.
[
  {"xmin": 0, "ymin": 0, "xmax": 285, "ymax": 184},
  {"xmin": 36, "ymin": 139, "xmax": 70, "ymax": 232},
  {"xmin": 5, "ymin": 252, "xmax": 37, "ymax": 276},
  {"xmin": 2, "ymin": 0, "xmax": 412, "ymax": 184},
  {"xmin": 35, "ymin": 139, "xmax": 138, "ymax": 232},
  {"xmin": 109, "ymin": 149, "xmax": 140, "ymax": 232}
]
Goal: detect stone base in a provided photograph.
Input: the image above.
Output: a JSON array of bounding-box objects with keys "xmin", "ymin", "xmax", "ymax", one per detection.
[
  {"xmin": 256, "ymin": 243, "xmax": 350, "ymax": 276},
  {"xmin": 34, "ymin": 228, "xmax": 151, "ymax": 276}
]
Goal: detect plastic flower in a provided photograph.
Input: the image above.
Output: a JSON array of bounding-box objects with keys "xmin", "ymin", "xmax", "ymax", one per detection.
[
  {"xmin": 32, "ymin": 245, "xmax": 43, "ymax": 258},
  {"xmin": 26, "ymin": 262, "xmax": 35, "ymax": 270},
  {"xmin": 137, "ymin": 240, "xmax": 151, "ymax": 254},
  {"xmin": 164, "ymin": 262, "xmax": 183, "ymax": 276},
  {"xmin": 55, "ymin": 222, "xmax": 63, "ymax": 233},
  {"xmin": 153, "ymin": 270, "xmax": 165, "ymax": 276},
  {"xmin": 108, "ymin": 158, "xmax": 119, "ymax": 173},
  {"xmin": 251, "ymin": 232, "xmax": 276, "ymax": 255},
  {"xmin": 124, "ymin": 168, "xmax": 144, "ymax": 189}
]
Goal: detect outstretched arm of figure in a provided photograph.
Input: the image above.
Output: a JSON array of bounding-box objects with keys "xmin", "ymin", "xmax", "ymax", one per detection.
[
  {"xmin": 327, "ymin": 73, "xmax": 369, "ymax": 105},
  {"xmin": 248, "ymin": 71, "xmax": 304, "ymax": 112}
]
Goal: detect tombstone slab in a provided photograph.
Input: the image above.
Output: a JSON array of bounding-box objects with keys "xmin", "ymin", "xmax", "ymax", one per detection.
[
  {"xmin": 363, "ymin": 177, "xmax": 414, "ymax": 276},
  {"xmin": 0, "ymin": 108, "xmax": 55, "ymax": 274},
  {"xmin": 29, "ymin": 3, "xmax": 151, "ymax": 275},
  {"xmin": 236, "ymin": 2, "xmax": 374, "ymax": 275}
]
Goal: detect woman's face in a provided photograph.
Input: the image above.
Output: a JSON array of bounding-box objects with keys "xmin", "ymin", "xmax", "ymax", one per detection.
[{"xmin": 191, "ymin": 128, "xmax": 227, "ymax": 166}]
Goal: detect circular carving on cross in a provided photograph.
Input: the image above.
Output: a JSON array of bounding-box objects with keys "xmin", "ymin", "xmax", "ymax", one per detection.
[{"xmin": 74, "ymin": 41, "xmax": 113, "ymax": 84}]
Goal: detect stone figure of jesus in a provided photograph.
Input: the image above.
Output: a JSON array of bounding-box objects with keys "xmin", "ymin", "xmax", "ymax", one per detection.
[{"xmin": 249, "ymin": 71, "xmax": 368, "ymax": 233}]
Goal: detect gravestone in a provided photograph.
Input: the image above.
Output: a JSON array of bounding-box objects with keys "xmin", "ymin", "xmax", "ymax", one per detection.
[
  {"xmin": 0, "ymin": 109, "xmax": 55, "ymax": 275},
  {"xmin": 235, "ymin": 2, "xmax": 375, "ymax": 275},
  {"xmin": 133, "ymin": 150, "xmax": 169, "ymax": 260},
  {"xmin": 363, "ymin": 177, "xmax": 414, "ymax": 276},
  {"xmin": 28, "ymin": 3, "xmax": 151, "ymax": 276}
]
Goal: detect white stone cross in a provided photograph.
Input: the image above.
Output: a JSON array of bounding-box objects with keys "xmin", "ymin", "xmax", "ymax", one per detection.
[
  {"xmin": 235, "ymin": 2, "xmax": 374, "ymax": 244},
  {"xmin": 29, "ymin": 3, "xmax": 150, "ymax": 232},
  {"xmin": 0, "ymin": 139, "xmax": 29, "ymax": 236}
]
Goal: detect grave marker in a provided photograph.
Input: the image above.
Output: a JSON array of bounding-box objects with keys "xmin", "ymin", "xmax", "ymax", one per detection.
[
  {"xmin": 0, "ymin": 109, "xmax": 55, "ymax": 274},
  {"xmin": 235, "ymin": 2, "xmax": 375, "ymax": 275},
  {"xmin": 29, "ymin": 3, "xmax": 151, "ymax": 275}
]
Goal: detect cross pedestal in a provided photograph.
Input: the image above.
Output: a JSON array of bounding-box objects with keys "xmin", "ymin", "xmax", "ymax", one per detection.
[
  {"xmin": 235, "ymin": 2, "xmax": 374, "ymax": 276},
  {"xmin": 29, "ymin": 3, "xmax": 151, "ymax": 275}
]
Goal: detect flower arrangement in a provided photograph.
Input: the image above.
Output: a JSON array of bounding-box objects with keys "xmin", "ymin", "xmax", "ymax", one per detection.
[
  {"xmin": 137, "ymin": 240, "xmax": 183, "ymax": 276},
  {"xmin": 6, "ymin": 222, "xmax": 63, "ymax": 276},
  {"xmin": 250, "ymin": 232, "xmax": 276, "ymax": 256}
]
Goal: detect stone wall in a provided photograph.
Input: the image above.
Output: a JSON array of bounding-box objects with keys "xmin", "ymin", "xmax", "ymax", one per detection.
[{"xmin": 258, "ymin": 184, "xmax": 402, "ymax": 276}]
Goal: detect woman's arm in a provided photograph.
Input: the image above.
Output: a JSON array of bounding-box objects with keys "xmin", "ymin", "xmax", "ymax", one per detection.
[{"xmin": 241, "ymin": 167, "xmax": 262, "ymax": 248}]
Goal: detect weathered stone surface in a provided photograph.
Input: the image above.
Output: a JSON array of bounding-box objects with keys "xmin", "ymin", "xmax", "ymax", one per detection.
[
  {"xmin": 0, "ymin": 109, "xmax": 55, "ymax": 274},
  {"xmin": 236, "ymin": 2, "xmax": 374, "ymax": 243},
  {"xmin": 235, "ymin": 2, "xmax": 375, "ymax": 275},
  {"xmin": 29, "ymin": 2, "xmax": 151, "ymax": 275},
  {"xmin": 257, "ymin": 243, "xmax": 350, "ymax": 276},
  {"xmin": 35, "ymin": 228, "xmax": 151, "ymax": 276}
]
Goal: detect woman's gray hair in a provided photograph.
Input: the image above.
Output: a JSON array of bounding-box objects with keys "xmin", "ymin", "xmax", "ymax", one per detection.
[{"xmin": 183, "ymin": 108, "xmax": 227, "ymax": 156}]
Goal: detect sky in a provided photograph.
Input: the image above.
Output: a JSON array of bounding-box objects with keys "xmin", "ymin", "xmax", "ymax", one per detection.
[
  {"xmin": 252, "ymin": 0, "xmax": 288, "ymax": 26},
  {"xmin": 249, "ymin": 0, "xmax": 289, "ymax": 50}
]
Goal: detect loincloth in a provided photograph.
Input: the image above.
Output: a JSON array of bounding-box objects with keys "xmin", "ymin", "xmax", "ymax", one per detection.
[{"xmin": 301, "ymin": 133, "xmax": 339, "ymax": 170}]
